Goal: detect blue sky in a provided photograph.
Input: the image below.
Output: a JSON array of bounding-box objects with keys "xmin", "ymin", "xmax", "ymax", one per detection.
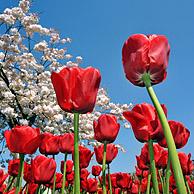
[{"xmin": 1, "ymin": 0, "xmax": 194, "ymax": 173}]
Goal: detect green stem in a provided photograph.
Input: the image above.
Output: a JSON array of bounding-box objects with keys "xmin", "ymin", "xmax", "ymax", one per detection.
[
  {"xmin": 108, "ymin": 164, "xmax": 112, "ymax": 194},
  {"xmin": 142, "ymin": 74, "xmax": 187, "ymax": 194},
  {"xmin": 52, "ymin": 155, "xmax": 56, "ymax": 194},
  {"xmin": 158, "ymin": 170, "xmax": 165, "ymax": 194},
  {"xmin": 36, "ymin": 184, "xmax": 41, "ymax": 194},
  {"xmin": 74, "ymin": 112, "xmax": 80, "ymax": 194},
  {"xmin": 148, "ymin": 140, "xmax": 159, "ymax": 194},
  {"xmin": 61, "ymin": 153, "xmax": 68, "ymax": 194},
  {"xmin": 102, "ymin": 142, "xmax": 107, "ymax": 194},
  {"xmin": 52, "ymin": 171, "xmax": 56, "ymax": 194},
  {"xmin": 185, "ymin": 177, "xmax": 191, "ymax": 194},
  {"xmin": 165, "ymin": 154, "xmax": 171, "ymax": 194},
  {"xmin": 146, "ymin": 174, "xmax": 151, "ymax": 194},
  {"xmin": 15, "ymin": 153, "xmax": 25, "ymax": 194},
  {"xmin": 5, "ymin": 176, "xmax": 15, "ymax": 192}
]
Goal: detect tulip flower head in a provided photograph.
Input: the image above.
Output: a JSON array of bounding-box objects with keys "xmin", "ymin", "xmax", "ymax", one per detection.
[
  {"xmin": 123, "ymin": 103, "xmax": 165, "ymax": 143},
  {"xmin": 51, "ymin": 66, "xmax": 101, "ymax": 114},
  {"xmin": 122, "ymin": 34, "xmax": 170, "ymax": 86},
  {"xmin": 94, "ymin": 143, "xmax": 118, "ymax": 165},
  {"xmin": 4, "ymin": 125, "xmax": 42, "ymax": 154},
  {"xmin": 94, "ymin": 114, "xmax": 120, "ymax": 143},
  {"xmin": 158, "ymin": 120, "xmax": 190, "ymax": 149}
]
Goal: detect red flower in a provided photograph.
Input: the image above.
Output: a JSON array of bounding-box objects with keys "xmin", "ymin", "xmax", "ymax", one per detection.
[
  {"xmin": 4, "ymin": 125, "xmax": 42, "ymax": 154},
  {"xmin": 8, "ymin": 159, "xmax": 28, "ymax": 177},
  {"xmin": 48, "ymin": 173, "xmax": 63, "ymax": 189},
  {"xmin": 122, "ymin": 34, "xmax": 170, "ymax": 86},
  {"xmin": 136, "ymin": 143, "xmax": 164, "ymax": 170},
  {"xmin": 59, "ymin": 133, "xmax": 74, "ymax": 154},
  {"xmin": 66, "ymin": 171, "xmax": 74, "ymax": 185},
  {"xmin": 39, "ymin": 132, "xmax": 60, "ymax": 155},
  {"xmin": 25, "ymin": 183, "xmax": 38, "ymax": 194},
  {"xmin": 116, "ymin": 172, "xmax": 131, "ymax": 189},
  {"xmin": 0, "ymin": 169, "xmax": 8, "ymax": 188},
  {"xmin": 123, "ymin": 103, "xmax": 165, "ymax": 142},
  {"xmin": 92, "ymin": 165, "xmax": 102, "ymax": 177},
  {"xmin": 86, "ymin": 178, "xmax": 98, "ymax": 193},
  {"xmin": 158, "ymin": 120, "xmax": 190, "ymax": 149},
  {"xmin": 94, "ymin": 143, "xmax": 118, "ymax": 165},
  {"xmin": 73, "ymin": 145, "xmax": 93, "ymax": 169},
  {"xmin": 94, "ymin": 114, "xmax": 120, "ymax": 143},
  {"xmin": 51, "ymin": 66, "xmax": 101, "ymax": 114},
  {"xmin": 24, "ymin": 163, "xmax": 34, "ymax": 183},
  {"xmin": 60, "ymin": 160, "xmax": 74, "ymax": 174},
  {"xmin": 156, "ymin": 149, "xmax": 168, "ymax": 169},
  {"xmin": 32, "ymin": 155, "xmax": 56, "ymax": 184},
  {"xmin": 80, "ymin": 168, "xmax": 90, "ymax": 180},
  {"xmin": 178, "ymin": 152, "xmax": 193, "ymax": 175}
]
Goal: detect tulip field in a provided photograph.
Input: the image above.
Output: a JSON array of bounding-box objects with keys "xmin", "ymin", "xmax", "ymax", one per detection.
[{"xmin": 0, "ymin": 1, "xmax": 194, "ymax": 194}]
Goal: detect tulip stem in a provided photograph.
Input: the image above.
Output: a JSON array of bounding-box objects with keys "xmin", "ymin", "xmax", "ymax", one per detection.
[
  {"xmin": 5, "ymin": 176, "xmax": 15, "ymax": 192},
  {"xmin": 61, "ymin": 153, "xmax": 68, "ymax": 194},
  {"xmin": 52, "ymin": 171, "xmax": 56, "ymax": 194},
  {"xmin": 142, "ymin": 73, "xmax": 187, "ymax": 194},
  {"xmin": 165, "ymin": 154, "xmax": 171, "ymax": 194},
  {"xmin": 148, "ymin": 139, "xmax": 159, "ymax": 194},
  {"xmin": 108, "ymin": 164, "xmax": 112, "ymax": 194},
  {"xmin": 185, "ymin": 177, "xmax": 191, "ymax": 194},
  {"xmin": 74, "ymin": 112, "xmax": 80, "ymax": 194},
  {"xmin": 36, "ymin": 185, "xmax": 41, "ymax": 194},
  {"xmin": 102, "ymin": 142, "xmax": 107, "ymax": 194},
  {"xmin": 158, "ymin": 170, "xmax": 165, "ymax": 194},
  {"xmin": 15, "ymin": 153, "xmax": 25, "ymax": 194},
  {"xmin": 146, "ymin": 174, "xmax": 151, "ymax": 194}
]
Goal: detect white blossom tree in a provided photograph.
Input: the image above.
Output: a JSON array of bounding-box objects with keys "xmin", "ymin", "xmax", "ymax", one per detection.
[{"xmin": 0, "ymin": 0, "xmax": 132, "ymax": 165}]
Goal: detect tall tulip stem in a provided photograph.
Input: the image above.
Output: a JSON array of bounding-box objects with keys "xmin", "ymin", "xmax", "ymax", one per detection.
[
  {"xmin": 142, "ymin": 73, "xmax": 187, "ymax": 194},
  {"xmin": 74, "ymin": 112, "xmax": 80, "ymax": 194},
  {"xmin": 61, "ymin": 153, "xmax": 68, "ymax": 194},
  {"xmin": 146, "ymin": 174, "xmax": 151, "ymax": 194},
  {"xmin": 165, "ymin": 154, "xmax": 171, "ymax": 194},
  {"xmin": 15, "ymin": 153, "xmax": 25, "ymax": 194},
  {"xmin": 108, "ymin": 164, "xmax": 112, "ymax": 194},
  {"xmin": 102, "ymin": 142, "xmax": 107, "ymax": 194},
  {"xmin": 148, "ymin": 139, "xmax": 159, "ymax": 194}
]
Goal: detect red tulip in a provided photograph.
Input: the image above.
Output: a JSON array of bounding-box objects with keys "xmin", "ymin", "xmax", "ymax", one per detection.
[
  {"xmin": 60, "ymin": 160, "xmax": 74, "ymax": 174},
  {"xmin": 24, "ymin": 163, "xmax": 34, "ymax": 183},
  {"xmin": 122, "ymin": 34, "xmax": 170, "ymax": 86},
  {"xmin": 8, "ymin": 159, "xmax": 28, "ymax": 177},
  {"xmin": 4, "ymin": 125, "xmax": 42, "ymax": 154},
  {"xmin": 158, "ymin": 120, "xmax": 190, "ymax": 149},
  {"xmin": 39, "ymin": 132, "xmax": 60, "ymax": 155},
  {"xmin": 156, "ymin": 149, "xmax": 168, "ymax": 169},
  {"xmin": 59, "ymin": 133, "xmax": 74, "ymax": 154},
  {"xmin": 66, "ymin": 171, "xmax": 74, "ymax": 185},
  {"xmin": 48, "ymin": 173, "xmax": 63, "ymax": 189},
  {"xmin": 178, "ymin": 152, "xmax": 193, "ymax": 175},
  {"xmin": 94, "ymin": 143, "xmax": 118, "ymax": 165},
  {"xmin": 116, "ymin": 172, "xmax": 131, "ymax": 189},
  {"xmin": 92, "ymin": 165, "xmax": 102, "ymax": 177},
  {"xmin": 0, "ymin": 169, "xmax": 8, "ymax": 188},
  {"xmin": 136, "ymin": 143, "xmax": 164, "ymax": 170},
  {"xmin": 73, "ymin": 145, "xmax": 93, "ymax": 169},
  {"xmin": 25, "ymin": 183, "xmax": 38, "ymax": 194},
  {"xmin": 123, "ymin": 103, "xmax": 165, "ymax": 142},
  {"xmin": 86, "ymin": 178, "xmax": 98, "ymax": 193},
  {"xmin": 80, "ymin": 168, "xmax": 90, "ymax": 180},
  {"xmin": 94, "ymin": 114, "xmax": 120, "ymax": 143},
  {"xmin": 51, "ymin": 66, "xmax": 101, "ymax": 114},
  {"xmin": 32, "ymin": 155, "xmax": 56, "ymax": 184}
]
